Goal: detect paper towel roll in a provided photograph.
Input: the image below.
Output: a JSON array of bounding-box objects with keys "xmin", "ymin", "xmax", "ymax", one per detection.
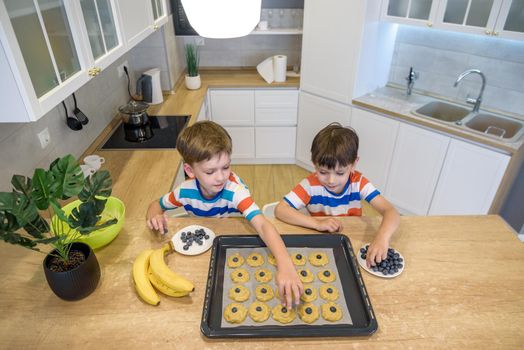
[{"xmin": 273, "ymin": 55, "xmax": 287, "ymax": 83}]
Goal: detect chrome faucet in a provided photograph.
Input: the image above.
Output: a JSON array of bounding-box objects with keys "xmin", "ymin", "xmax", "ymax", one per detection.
[
  {"xmin": 405, "ymin": 67, "xmax": 418, "ymax": 96},
  {"xmin": 453, "ymin": 69, "xmax": 486, "ymax": 113}
]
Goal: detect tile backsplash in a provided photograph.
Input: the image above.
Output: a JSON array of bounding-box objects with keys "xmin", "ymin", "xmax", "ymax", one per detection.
[{"xmin": 389, "ymin": 25, "xmax": 524, "ymax": 118}]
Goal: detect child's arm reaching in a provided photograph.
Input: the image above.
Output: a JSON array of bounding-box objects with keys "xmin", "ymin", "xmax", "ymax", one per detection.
[
  {"xmin": 249, "ymin": 215, "xmax": 304, "ymax": 309},
  {"xmin": 275, "ymin": 201, "xmax": 343, "ymax": 233},
  {"xmin": 146, "ymin": 200, "xmax": 168, "ymax": 233},
  {"xmin": 365, "ymin": 195, "xmax": 400, "ymax": 268}
]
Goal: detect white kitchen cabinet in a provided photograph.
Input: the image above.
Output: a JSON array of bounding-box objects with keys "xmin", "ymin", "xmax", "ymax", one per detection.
[
  {"xmin": 151, "ymin": 0, "xmax": 168, "ymax": 26},
  {"xmin": 385, "ymin": 122, "xmax": 450, "ymax": 215},
  {"xmin": 295, "ymin": 92, "xmax": 352, "ymax": 169},
  {"xmin": 429, "ymin": 139, "xmax": 510, "ymax": 215},
  {"xmin": 380, "ymin": 0, "xmax": 440, "ymax": 28},
  {"xmin": 255, "ymin": 89, "xmax": 298, "ymax": 126},
  {"xmin": 350, "ymin": 107, "xmax": 399, "ymax": 192},
  {"xmin": 433, "ymin": 0, "xmax": 524, "ymax": 39},
  {"xmin": 224, "ymin": 127, "xmax": 256, "ymax": 159},
  {"xmin": 209, "ymin": 89, "xmax": 255, "ymax": 126},
  {"xmin": 114, "ymin": 0, "xmax": 161, "ymax": 50},
  {"xmin": 255, "ymin": 127, "xmax": 296, "ymax": 160},
  {"xmin": 197, "ymin": 96, "xmax": 208, "ymax": 121}
]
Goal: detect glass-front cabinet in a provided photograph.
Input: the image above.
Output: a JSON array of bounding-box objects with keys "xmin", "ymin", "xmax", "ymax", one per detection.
[
  {"xmin": 151, "ymin": 0, "xmax": 168, "ymax": 25},
  {"xmin": 435, "ymin": 0, "xmax": 524, "ymax": 39},
  {"xmin": 381, "ymin": 0, "xmax": 441, "ymax": 27}
]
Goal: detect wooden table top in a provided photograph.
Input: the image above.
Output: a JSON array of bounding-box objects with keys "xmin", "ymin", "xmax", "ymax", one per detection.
[{"xmin": 1, "ymin": 215, "xmax": 523, "ymax": 349}]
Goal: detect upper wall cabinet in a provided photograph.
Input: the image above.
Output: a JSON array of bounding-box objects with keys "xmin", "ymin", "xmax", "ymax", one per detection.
[
  {"xmin": 435, "ymin": 0, "xmax": 524, "ymax": 40},
  {"xmin": 380, "ymin": 0, "xmax": 440, "ymax": 28},
  {"xmin": 151, "ymin": 0, "xmax": 168, "ymax": 25},
  {"xmin": 115, "ymin": 0, "xmax": 166, "ymax": 49}
]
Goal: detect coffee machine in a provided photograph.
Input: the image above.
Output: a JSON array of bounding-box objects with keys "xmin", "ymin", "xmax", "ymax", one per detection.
[{"xmin": 136, "ymin": 68, "xmax": 163, "ymax": 105}]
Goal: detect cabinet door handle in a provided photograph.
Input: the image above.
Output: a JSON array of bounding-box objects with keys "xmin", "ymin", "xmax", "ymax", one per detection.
[
  {"xmin": 153, "ymin": 24, "xmax": 159, "ymax": 30},
  {"xmin": 427, "ymin": 22, "xmax": 433, "ymax": 27},
  {"xmin": 88, "ymin": 68, "xmax": 96, "ymax": 77},
  {"xmin": 493, "ymin": 31, "xmax": 499, "ymax": 36},
  {"xmin": 485, "ymin": 30, "xmax": 492, "ymax": 35}
]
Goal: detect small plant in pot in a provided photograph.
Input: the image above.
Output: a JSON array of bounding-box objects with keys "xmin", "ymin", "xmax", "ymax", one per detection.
[
  {"xmin": 184, "ymin": 43, "xmax": 201, "ymax": 90},
  {"xmin": 0, "ymin": 154, "xmax": 118, "ymax": 301}
]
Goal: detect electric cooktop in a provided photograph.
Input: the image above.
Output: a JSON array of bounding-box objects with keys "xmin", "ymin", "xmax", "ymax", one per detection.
[{"xmin": 101, "ymin": 115, "xmax": 190, "ymax": 150}]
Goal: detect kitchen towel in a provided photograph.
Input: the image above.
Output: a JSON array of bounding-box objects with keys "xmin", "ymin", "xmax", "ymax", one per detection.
[
  {"xmin": 273, "ymin": 55, "xmax": 287, "ymax": 83},
  {"xmin": 256, "ymin": 57, "xmax": 274, "ymax": 84}
]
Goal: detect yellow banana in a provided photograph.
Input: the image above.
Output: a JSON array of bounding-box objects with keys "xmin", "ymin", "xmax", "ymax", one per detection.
[
  {"xmin": 132, "ymin": 249, "xmax": 160, "ymax": 306},
  {"xmin": 149, "ymin": 244, "xmax": 194, "ymax": 294},
  {"xmin": 148, "ymin": 266, "xmax": 191, "ymax": 297}
]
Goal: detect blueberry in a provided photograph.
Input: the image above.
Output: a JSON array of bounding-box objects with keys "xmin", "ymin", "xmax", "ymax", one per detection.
[
  {"xmin": 394, "ymin": 253, "xmax": 400, "ymax": 259},
  {"xmin": 300, "ymin": 270, "xmax": 307, "ymax": 277},
  {"xmin": 181, "ymin": 238, "xmax": 187, "ymax": 243},
  {"xmin": 235, "ymin": 288, "xmax": 240, "ymax": 293},
  {"xmin": 237, "ymin": 273, "xmax": 242, "ymax": 277},
  {"xmin": 372, "ymin": 266, "xmax": 378, "ymax": 272},
  {"xmin": 296, "ymin": 254, "xmax": 302, "ymax": 259},
  {"xmin": 398, "ymin": 258, "xmax": 403, "ymax": 263},
  {"xmin": 232, "ymin": 307, "xmax": 237, "ymax": 313},
  {"xmin": 323, "ymin": 270, "xmax": 330, "ymax": 277},
  {"xmin": 183, "ymin": 245, "xmax": 189, "ymax": 250},
  {"xmin": 197, "ymin": 240, "xmax": 203, "ymax": 245},
  {"xmin": 361, "ymin": 254, "xmax": 366, "ymax": 259},
  {"xmin": 232, "ymin": 257, "xmax": 238, "ymax": 262},
  {"xmin": 380, "ymin": 261, "xmax": 387, "ymax": 268},
  {"xmin": 282, "ymin": 307, "xmax": 287, "ymax": 313},
  {"xmin": 330, "ymin": 306, "xmax": 337, "ymax": 313},
  {"xmin": 327, "ymin": 288, "xmax": 333, "ymax": 294},
  {"xmin": 393, "ymin": 268, "xmax": 398, "ymax": 273},
  {"xmin": 305, "ymin": 288, "xmax": 312, "ymax": 295},
  {"xmin": 256, "ymin": 306, "xmax": 262, "ymax": 312},
  {"xmin": 398, "ymin": 263, "xmax": 403, "ymax": 269},
  {"xmin": 382, "ymin": 270, "xmax": 388, "ymax": 275},
  {"xmin": 316, "ymin": 254, "xmax": 322, "ymax": 259},
  {"xmin": 252, "ymin": 256, "xmax": 258, "ymax": 260},
  {"xmin": 261, "ymin": 288, "xmax": 267, "ymax": 294},
  {"xmin": 259, "ymin": 271, "xmax": 265, "ymax": 277},
  {"xmin": 204, "ymin": 235, "xmax": 210, "ymax": 239},
  {"xmin": 305, "ymin": 307, "xmax": 312, "ymax": 314},
  {"xmin": 360, "ymin": 248, "xmax": 366, "ymax": 254}
]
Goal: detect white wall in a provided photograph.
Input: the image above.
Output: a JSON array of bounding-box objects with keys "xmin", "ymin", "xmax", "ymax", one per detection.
[{"xmin": 389, "ymin": 25, "xmax": 524, "ymax": 118}]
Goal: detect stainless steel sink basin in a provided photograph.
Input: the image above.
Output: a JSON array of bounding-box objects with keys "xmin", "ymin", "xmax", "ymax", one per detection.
[
  {"xmin": 464, "ymin": 113, "xmax": 524, "ymax": 140},
  {"xmin": 412, "ymin": 101, "xmax": 470, "ymax": 122}
]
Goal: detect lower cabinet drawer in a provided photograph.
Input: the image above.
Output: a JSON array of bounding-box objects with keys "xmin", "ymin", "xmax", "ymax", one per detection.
[
  {"xmin": 224, "ymin": 127, "xmax": 255, "ymax": 159},
  {"xmin": 255, "ymin": 127, "xmax": 296, "ymax": 159}
]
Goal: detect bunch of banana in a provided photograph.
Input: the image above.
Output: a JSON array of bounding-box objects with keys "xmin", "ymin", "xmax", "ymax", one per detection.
[{"xmin": 132, "ymin": 243, "xmax": 194, "ymax": 305}]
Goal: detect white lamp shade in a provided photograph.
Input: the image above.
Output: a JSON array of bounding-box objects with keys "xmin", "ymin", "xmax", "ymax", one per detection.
[{"xmin": 181, "ymin": 0, "xmax": 261, "ymax": 39}]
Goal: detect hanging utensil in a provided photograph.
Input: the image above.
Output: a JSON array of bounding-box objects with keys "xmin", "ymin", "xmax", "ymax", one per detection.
[{"xmin": 72, "ymin": 93, "xmax": 89, "ymax": 125}]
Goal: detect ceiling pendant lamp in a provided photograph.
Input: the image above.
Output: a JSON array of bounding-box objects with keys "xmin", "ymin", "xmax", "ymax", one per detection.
[{"xmin": 181, "ymin": 0, "xmax": 261, "ymax": 39}]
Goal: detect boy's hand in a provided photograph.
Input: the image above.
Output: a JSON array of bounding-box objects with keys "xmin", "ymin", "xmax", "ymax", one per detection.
[
  {"xmin": 276, "ymin": 264, "xmax": 303, "ymax": 310},
  {"xmin": 146, "ymin": 201, "xmax": 168, "ymax": 234},
  {"xmin": 314, "ymin": 217, "xmax": 343, "ymax": 233},
  {"xmin": 366, "ymin": 235, "xmax": 389, "ymax": 268}
]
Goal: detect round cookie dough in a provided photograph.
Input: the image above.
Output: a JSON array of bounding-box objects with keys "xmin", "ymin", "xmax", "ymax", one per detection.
[
  {"xmin": 229, "ymin": 284, "xmax": 250, "ymax": 302},
  {"xmin": 319, "ymin": 284, "xmax": 339, "ymax": 301},
  {"xmin": 271, "ymin": 304, "xmax": 296, "ymax": 324},
  {"xmin": 267, "ymin": 253, "xmax": 277, "ymax": 266},
  {"xmin": 255, "ymin": 284, "xmax": 274, "ymax": 302},
  {"xmin": 309, "ymin": 252, "xmax": 329, "ymax": 266},
  {"xmin": 291, "ymin": 252, "xmax": 306, "ymax": 266},
  {"xmin": 227, "ymin": 253, "xmax": 244, "ymax": 268},
  {"xmin": 248, "ymin": 301, "xmax": 271, "ymax": 322},
  {"xmin": 298, "ymin": 302, "xmax": 320, "ymax": 324},
  {"xmin": 317, "ymin": 268, "xmax": 336, "ymax": 283},
  {"xmin": 321, "ymin": 302, "xmax": 343, "ymax": 322},
  {"xmin": 297, "ymin": 268, "xmax": 315, "ymax": 283},
  {"xmin": 246, "ymin": 252, "xmax": 264, "ymax": 267},
  {"xmin": 254, "ymin": 268, "xmax": 273, "ymax": 283},
  {"xmin": 224, "ymin": 303, "xmax": 248, "ymax": 323},
  {"xmin": 231, "ymin": 268, "xmax": 250, "ymax": 283},
  {"xmin": 300, "ymin": 284, "xmax": 317, "ymax": 303}
]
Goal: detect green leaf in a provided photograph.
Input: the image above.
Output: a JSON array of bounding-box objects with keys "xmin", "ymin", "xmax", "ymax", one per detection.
[
  {"xmin": 23, "ymin": 215, "xmax": 49, "ymax": 238},
  {"xmin": 0, "ymin": 231, "xmax": 38, "ymax": 249},
  {"xmin": 11, "ymin": 175, "xmax": 32, "ymax": 197},
  {"xmin": 78, "ymin": 170, "xmax": 112, "ymax": 203},
  {"xmin": 76, "ymin": 218, "xmax": 118, "ymax": 235},
  {"xmin": 31, "ymin": 168, "xmax": 54, "ymax": 210},
  {"xmin": 49, "ymin": 154, "xmax": 84, "ymax": 200},
  {"xmin": 0, "ymin": 210, "xmax": 21, "ymax": 233},
  {"xmin": 0, "ymin": 192, "xmax": 38, "ymax": 227},
  {"xmin": 69, "ymin": 201, "xmax": 100, "ymax": 233}
]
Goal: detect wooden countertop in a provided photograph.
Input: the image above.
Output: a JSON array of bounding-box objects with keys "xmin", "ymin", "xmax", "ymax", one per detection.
[
  {"xmin": 1, "ymin": 215, "xmax": 523, "ymax": 348},
  {"xmin": 85, "ymin": 70, "xmax": 299, "ymax": 219}
]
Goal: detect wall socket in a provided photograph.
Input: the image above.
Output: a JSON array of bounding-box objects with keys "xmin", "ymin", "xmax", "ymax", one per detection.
[
  {"xmin": 117, "ymin": 60, "xmax": 129, "ymax": 78},
  {"xmin": 38, "ymin": 127, "xmax": 51, "ymax": 149}
]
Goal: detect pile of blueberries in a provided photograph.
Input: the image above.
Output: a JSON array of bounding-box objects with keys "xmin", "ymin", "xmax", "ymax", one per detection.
[
  {"xmin": 360, "ymin": 245, "xmax": 404, "ymax": 276},
  {"xmin": 180, "ymin": 228, "xmax": 210, "ymax": 251}
]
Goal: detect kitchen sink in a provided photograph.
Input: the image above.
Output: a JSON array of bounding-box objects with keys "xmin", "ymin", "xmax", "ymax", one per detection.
[
  {"xmin": 412, "ymin": 101, "xmax": 470, "ymax": 122},
  {"xmin": 464, "ymin": 113, "xmax": 524, "ymax": 140}
]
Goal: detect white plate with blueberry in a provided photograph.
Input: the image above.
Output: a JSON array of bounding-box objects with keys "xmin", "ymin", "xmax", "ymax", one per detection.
[
  {"xmin": 171, "ymin": 225, "xmax": 216, "ymax": 256},
  {"xmin": 356, "ymin": 244, "xmax": 405, "ymax": 278}
]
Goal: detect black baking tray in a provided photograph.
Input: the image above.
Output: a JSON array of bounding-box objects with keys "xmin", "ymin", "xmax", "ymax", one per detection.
[{"xmin": 200, "ymin": 234, "xmax": 378, "ymax": 338}]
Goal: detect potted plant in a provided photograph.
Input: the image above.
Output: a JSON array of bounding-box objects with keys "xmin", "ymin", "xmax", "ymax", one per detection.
[
  {"xmin": 0, "ymin": 154, "xmax": 120, "ymax": 301},
  {"xmin": 184, "ymin": 43, "xmax": 201, "ymax": 90}
]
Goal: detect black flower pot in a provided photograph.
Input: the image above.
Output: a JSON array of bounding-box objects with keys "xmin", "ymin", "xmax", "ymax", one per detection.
[{"xmin": 43, "ymin": 242, "xmax": 101, "ymax": 301}]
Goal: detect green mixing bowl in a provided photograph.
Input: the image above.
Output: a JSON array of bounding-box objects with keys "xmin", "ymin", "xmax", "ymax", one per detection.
[{"xmin": 58, "ymin": 196, "xmax": 125, "ymax": 250}]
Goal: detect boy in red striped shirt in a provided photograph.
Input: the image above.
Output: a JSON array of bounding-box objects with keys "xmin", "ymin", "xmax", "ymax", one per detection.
[{"xmin": 275, "ymin": 123, "xmax": 400, "ymax": 268}]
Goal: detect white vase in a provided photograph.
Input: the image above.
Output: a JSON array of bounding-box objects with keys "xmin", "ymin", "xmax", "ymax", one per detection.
[{"xmin": 185, "ymin": 74, "xmax": 201, "ymax": 90}]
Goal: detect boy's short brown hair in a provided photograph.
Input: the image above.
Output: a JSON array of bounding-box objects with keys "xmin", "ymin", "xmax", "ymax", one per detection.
[
  {"xmin": 176, "ymin": 120, "xmax": 232, "ymax": 165},
  {"xmin": 311, "ymin": 122, "xmax": 359, "ymax": 169}
]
